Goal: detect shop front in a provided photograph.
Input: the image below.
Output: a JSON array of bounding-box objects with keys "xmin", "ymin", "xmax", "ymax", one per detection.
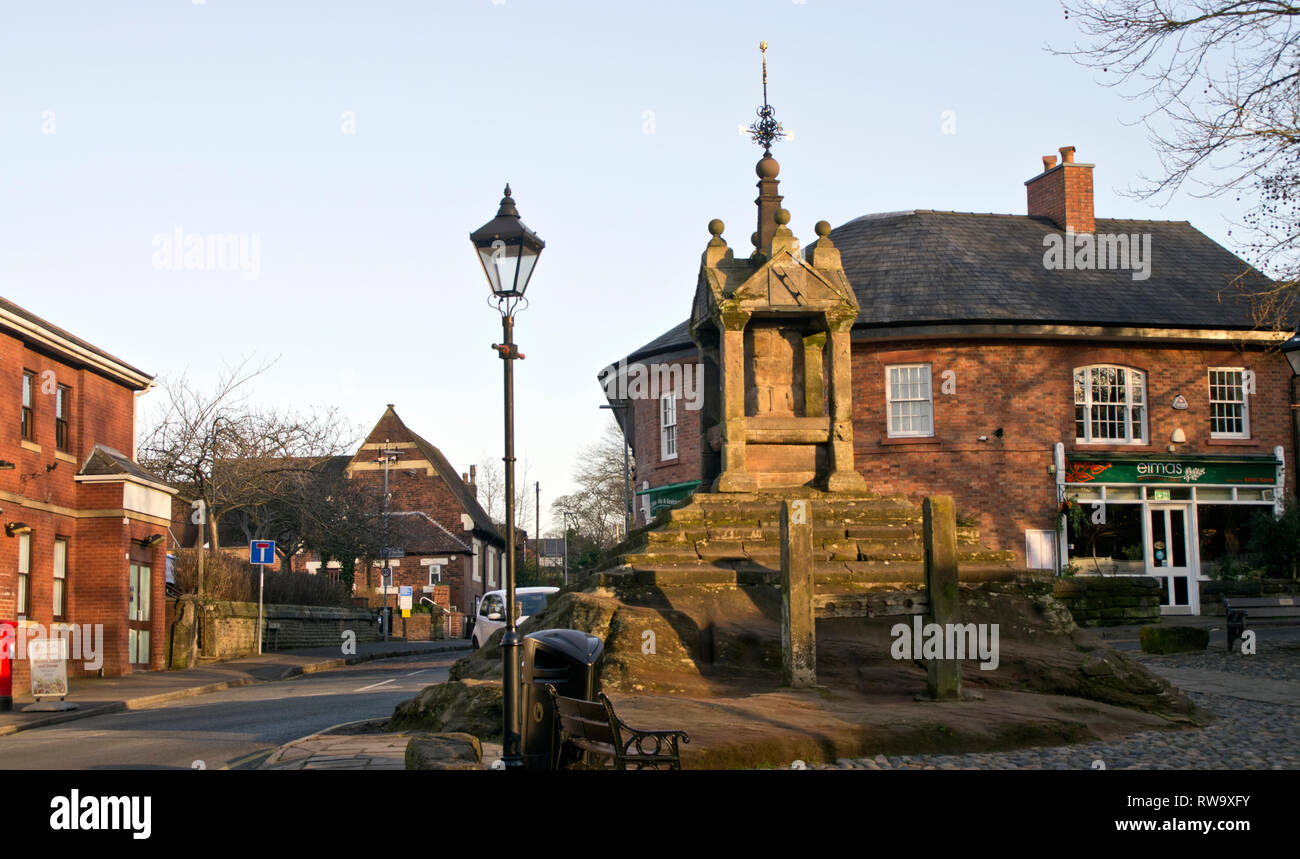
[{"xmin": 1057, "ymin": 446, "xmax": 1285, "ymax": 616}]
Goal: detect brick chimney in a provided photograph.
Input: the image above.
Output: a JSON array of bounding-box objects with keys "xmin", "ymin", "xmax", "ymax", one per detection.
[{"xmin": 1025, "ymin": 145, "xmax": 1094, "ymax": 233}]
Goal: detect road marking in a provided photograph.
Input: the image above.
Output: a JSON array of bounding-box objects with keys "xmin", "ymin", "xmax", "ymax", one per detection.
[
  {"xmin": 355, "ymin": 678, "xmax": 397, "ymax": 691},
  {"xmin": 404, "ymin": 669, "xmax": 427, "ymax": 677}
]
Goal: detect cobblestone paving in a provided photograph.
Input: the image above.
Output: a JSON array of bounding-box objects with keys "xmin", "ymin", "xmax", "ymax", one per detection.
[{"xmin": 815, "ymin": 646, "xmax": 1300, "ymax": 771}]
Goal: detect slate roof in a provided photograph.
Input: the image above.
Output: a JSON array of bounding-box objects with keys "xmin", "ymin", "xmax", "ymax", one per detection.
[
  {"xmin": 829, "ymin": 211, "xmax": 1276, "ymax": 330},
  {"xmin": 387, "ymin": 511, "xmax": 474, "ymax": 554},
  {"xmin": 404, "ymin": 426, "xmax": 504, "ymax": 544},
  {"xmin": 617, "ymin": 211, "xmax": 1283, "ymax": 364},
  {"xmin": 79, "ymin": 444, "xmax": 172, "ymax": 487}
]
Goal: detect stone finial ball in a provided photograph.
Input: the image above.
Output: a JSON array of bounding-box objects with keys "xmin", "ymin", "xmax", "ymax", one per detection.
[
  {"xmin": 708, "ymin": 218, "xmax": 725, "ymax": 237},
  {"xmin": 756, "ymin": 155, "xmax": 780, "ymax": 179},
  {"xmin": 815, "ymin": 220, "xmax": 832, "ymax": 238},
  {"xmin": 774, "ymin": 208, "xmax": 792, "ymax": 226},
  {"xmin": 751, "ymin": 232, "xmax": 760, "ymax": 247}
]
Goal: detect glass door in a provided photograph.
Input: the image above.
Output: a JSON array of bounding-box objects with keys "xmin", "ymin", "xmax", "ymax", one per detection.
[
  {"xmin": 1146, "ymin": 505, "xmax": 1198, "ymax": 615},
  {"xmin": 128, "ymin": 563, "xmax": 152, "ymax": 667}
]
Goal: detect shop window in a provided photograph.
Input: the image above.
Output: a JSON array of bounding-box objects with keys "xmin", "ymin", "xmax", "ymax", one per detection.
[
  {"xmin": 1208, "ymin": 368, "xmax": 1249, "ymax": 438},
  {"xmin": 660, "ymin": 394, "xmax": 678, "ymax": 460},
  {"xmin": 886, "ymin": 364, "xmax": 933, "ymax": 437},
  {"xmin": 1064, "ymin": 502, "xmax": 1145, "ymax": 574},
  {"xmin": 1197, "ymin": 504, "xmax": 1268, "ymax": 577},
  {"xmin": 1074, "ymin": 365, "xmax": 1146, "ymax": 444}
]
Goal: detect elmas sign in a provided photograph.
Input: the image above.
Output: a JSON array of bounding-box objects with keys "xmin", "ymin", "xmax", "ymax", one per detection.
[{"xmin": 1064, "ymin": 455, "xmax": 1277, "ymax": 485}]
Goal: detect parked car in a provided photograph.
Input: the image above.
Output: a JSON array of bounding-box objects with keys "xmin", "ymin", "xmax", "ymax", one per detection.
[{"xmin": 472, "ymin": 586, "xmax": 560, "ymax": 650}]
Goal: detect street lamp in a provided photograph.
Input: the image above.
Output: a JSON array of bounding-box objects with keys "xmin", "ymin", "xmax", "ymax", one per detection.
[
  {"xmin": 1282, "ymin": 331, "xmax": 1300, "ymax": 502},
  {"xmin": 471, "ymin": 184, "xmax": 544, "ymax": 770}
]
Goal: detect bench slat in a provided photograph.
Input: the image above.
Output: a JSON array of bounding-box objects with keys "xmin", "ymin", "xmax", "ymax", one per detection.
[{"xmin": 1226, "ymin": 597, "xmax": 1298, "ymax": 608}]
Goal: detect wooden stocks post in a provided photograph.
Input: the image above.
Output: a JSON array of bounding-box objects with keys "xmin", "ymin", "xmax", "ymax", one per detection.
[
  {"xmin": 922, "ymin": 496, "xmax": 962, "ymax": 700},
  {"xmin": 781, "ymin": 499, "xmax": 816, "ymax": 687}
]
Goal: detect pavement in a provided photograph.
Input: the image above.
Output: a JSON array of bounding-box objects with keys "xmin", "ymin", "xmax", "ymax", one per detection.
[
  {"xmin": 0, "ymin": 638, "xmax": 471, "ymax": 737},
  {"xmin": 260, "ymin": 616, "xmax": 1300, "ymax": 771}
]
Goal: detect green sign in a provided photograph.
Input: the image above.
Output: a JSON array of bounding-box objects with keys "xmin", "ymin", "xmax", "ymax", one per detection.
[{"xmin": 1065, "ymin": 454, "xmax": 1277, "ymax": 486}]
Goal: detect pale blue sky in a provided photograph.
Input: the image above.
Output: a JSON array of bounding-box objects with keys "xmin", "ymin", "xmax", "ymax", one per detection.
[{"xmin": 0, "ymin": 1, "xmax": 1246, "ymax": 533}]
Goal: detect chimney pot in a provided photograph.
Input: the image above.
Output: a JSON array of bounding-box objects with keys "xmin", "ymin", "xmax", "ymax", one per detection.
[{"xmin": 1026, "ymin": 146, "xmax": 1094, "ymax": 233}]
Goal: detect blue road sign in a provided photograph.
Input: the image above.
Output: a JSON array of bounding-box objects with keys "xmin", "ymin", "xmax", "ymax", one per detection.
[
  {"xmin": 250, "ymin": 540, "xmax": 276, "ymax": 565},
  {"xmin": 399, "ymin": 586, "xmax": 413, "ymax": 597}
]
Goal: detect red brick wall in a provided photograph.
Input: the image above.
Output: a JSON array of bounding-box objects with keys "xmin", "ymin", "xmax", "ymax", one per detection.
[
  {"xmin": 618, "ymin": 337, "xmax": 1295, "ymax": 567},
  {"xmin": 1026, "ymin": 160, "xmax": 1094, "ymax": 233},
  {"xmin": 629, "ymin": 358, "xmax": 705, "ymax": 525},
  {"xmin": 850, "ymin": 338, "xmax": 1295, "ymax": 564},
  {"xmin": 0, "ymin": 324, "xmax": 166, "ymax": 681}
]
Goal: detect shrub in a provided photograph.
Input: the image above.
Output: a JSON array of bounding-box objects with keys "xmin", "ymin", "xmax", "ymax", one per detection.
[{"xmin": 171, "ymin": 549, "xmax": 350, "ymax": 607}]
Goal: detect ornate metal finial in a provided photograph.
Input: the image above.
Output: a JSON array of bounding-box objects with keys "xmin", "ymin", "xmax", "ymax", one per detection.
[{"xmin": 747, "ymin": 41, "xmax": 786, "ymax": 154}]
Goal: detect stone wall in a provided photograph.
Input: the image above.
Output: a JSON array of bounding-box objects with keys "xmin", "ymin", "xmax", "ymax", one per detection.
[
  {"xmin": 1052, "ymin": 575, "xmax": 1162, "ymax": 627},
  {"xmin": 1200, "ymin": 578, "xmax": 1300, "ymax": 613},
  {"xmin": 167, "ymin": 597, "xmax": 381, "ymax": 667}
]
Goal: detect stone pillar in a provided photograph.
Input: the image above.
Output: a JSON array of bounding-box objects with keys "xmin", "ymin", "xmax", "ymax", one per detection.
[
  {"xmin": 922, "ymin": 496, "xmax": 962, "ymax": 700},
  {"xmin": 780, "ymin": 499, "xmax": 816, "ymax": 687},
  {"xmin": 825, "ymin": 316, "xmax": 866, "ymax": 492},
  {"xmin": 716, "ymin": 308, "xmax": 756, "ymax": 492}
]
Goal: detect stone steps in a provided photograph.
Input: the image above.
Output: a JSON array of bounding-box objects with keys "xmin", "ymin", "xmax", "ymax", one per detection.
[{"xmin": 602, "ymin": 490, "xmax": 1018, "ymax": 582}]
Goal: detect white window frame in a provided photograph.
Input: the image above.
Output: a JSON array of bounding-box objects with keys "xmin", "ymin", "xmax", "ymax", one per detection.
[
  {"xmin": 1208, "ymin": 367, "xmax": 1250, "ymax": 439},
  {"xmin": 1074, "ymin": 365, "xmax": 1148, "ymax": 445},
  {"xmin": 660, "ymin": 394, "xmax": 678, "ymax": 461},
  {"xmin": 53, "ymin": 538, "xmax": 68, "ymax": 619},
  {"xmin": 16, "ymin": 532, "xmax": 30, "ymax": 620},
  {"xmin": 885, "ymin": 364, "xmax": 934, "ymax": 438},
  {"xmin": 472, "ymin": 539, "xmax": 482, "ymax": 582}
]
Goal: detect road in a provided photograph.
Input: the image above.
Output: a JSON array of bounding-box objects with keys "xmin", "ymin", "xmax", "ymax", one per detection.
[{"xmin": 0, "ymin": 652, "xmax": 457, "ymax": 770}]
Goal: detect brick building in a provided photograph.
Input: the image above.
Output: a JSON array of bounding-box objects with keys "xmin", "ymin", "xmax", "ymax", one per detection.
[
  {"xmin": 296, "ymin": 405, "xmax": 506, "ymax": 624},
  {"xmin": 0, "ymin": 297, "xmax": 173, "ymax": 679},
  {"xmin": 604, "ymin": 147, "xmax": 1294, "ymax": 616}
]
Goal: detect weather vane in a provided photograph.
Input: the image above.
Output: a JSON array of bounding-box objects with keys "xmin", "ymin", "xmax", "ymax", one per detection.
[{"xmin": 747, "ymin": 41, "xmax": 786, "ymax": 154}]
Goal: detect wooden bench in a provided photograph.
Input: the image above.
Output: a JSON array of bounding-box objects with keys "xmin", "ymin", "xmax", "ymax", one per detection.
[
  {"xmin": 546, "ymin": 686, "xmax": 690, "ymax": 770},
  {"xmin": 1224, "ymin": 596, "xmax": 1300, "ymax": 651}
]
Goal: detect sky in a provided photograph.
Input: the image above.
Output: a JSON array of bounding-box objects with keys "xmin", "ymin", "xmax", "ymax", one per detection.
[{"xmin": 0, "ymin": 1, "xmax": 1252, "ymax": 534}]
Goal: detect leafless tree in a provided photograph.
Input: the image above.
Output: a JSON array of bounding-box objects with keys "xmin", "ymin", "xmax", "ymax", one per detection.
[
  {"xmin": 1057, "ymin": 1, "xmax": 1300, "ymax": 324},
  {"xmin": 551, "ymin": 418, "xmax": 632, "ymax": 553},
  {"xmin": 475, "ymin": 453, "xmax": 535, "ymax": 535},
  {"xmin": 137, "ymin": 356, "xmax": 359, "ymax": 552}
]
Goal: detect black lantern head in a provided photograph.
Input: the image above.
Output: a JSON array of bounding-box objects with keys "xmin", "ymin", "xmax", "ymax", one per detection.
[
  {"xmin": 470, "ymin": 184, "xmax": 545, "ymax": 301},
  {"xmin": 1283, "ymin": 329, "xmax": 1300, "ymax": 377}
]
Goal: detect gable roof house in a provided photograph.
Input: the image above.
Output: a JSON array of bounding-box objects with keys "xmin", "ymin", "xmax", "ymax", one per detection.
[
  {"xmin": 300, "ymin": 405, "xmax": 506, "ymax": 622},
  {"xmin": 606, "ymin": 146, "xmax": 1293, "ymax": 617}
]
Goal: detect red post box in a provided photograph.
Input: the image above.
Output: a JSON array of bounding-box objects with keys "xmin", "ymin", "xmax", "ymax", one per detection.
[{"xmin": 0, "ymin": 620, "xmax": 16, "ymax": 711}]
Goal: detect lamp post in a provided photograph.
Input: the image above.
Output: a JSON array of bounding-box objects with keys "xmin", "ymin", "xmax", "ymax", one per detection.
[
  {"xmin": 471, "ymin": 184, "xmax": 544, "ymax": 770},
  {"xmin": 1281, "ymin": 331, "xmax": 1300, "ymax": 503},
  {"xmin": 375, "ymin": 442, "xmax": 401, "ymax": 642}
]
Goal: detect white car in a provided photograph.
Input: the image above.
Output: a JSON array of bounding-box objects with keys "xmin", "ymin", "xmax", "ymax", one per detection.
[{"xmin": 472, "ymin": 586, "xmax": 559, "ymax": 650}]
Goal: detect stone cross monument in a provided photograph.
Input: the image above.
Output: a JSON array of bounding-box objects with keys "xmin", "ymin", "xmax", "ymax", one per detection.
[{"xmin": 689, "ymin": 44, "xmax": 866, "ymax": 494}]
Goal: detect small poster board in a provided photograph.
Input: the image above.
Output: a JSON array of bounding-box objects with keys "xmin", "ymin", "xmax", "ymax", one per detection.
[{"xmin": 29, "ymin": 638, "xmax": 69, "ymax": 700}]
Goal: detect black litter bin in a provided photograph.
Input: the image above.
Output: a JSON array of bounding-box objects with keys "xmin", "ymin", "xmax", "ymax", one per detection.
[{"xmin": 520, "ymin": 629, "xmax": 604, "ymax": 770}]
